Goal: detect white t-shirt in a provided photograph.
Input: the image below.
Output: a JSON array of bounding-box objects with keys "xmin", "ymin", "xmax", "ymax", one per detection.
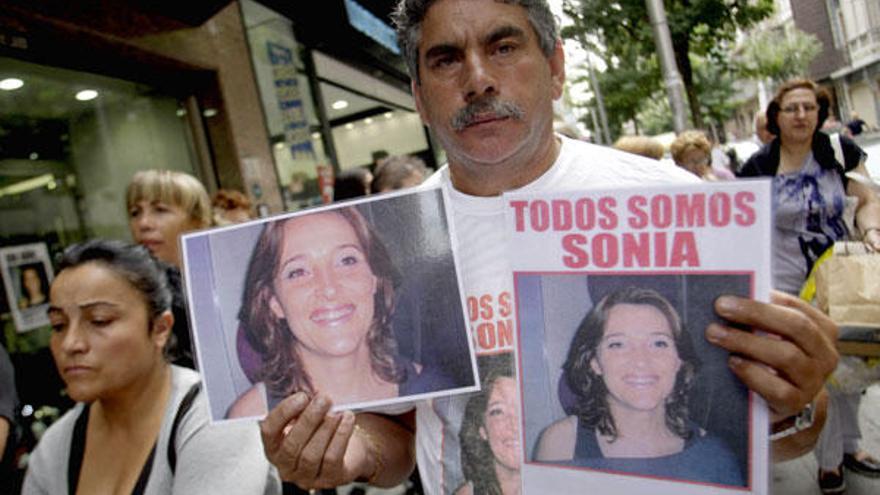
[{"xmin": 415, "ymin": 136, "xmax": 697, "ymax": 494}]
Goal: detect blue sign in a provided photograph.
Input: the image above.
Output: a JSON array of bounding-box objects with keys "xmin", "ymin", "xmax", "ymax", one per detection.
[{"xmin": 344, "ymin": 0, "xmax": 401, "ymax": 55}]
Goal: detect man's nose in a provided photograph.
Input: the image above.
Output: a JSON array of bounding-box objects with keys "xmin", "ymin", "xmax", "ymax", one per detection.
[{"xmin": 462, "ymin": 52, "xmax": 497, "ymax": 102}]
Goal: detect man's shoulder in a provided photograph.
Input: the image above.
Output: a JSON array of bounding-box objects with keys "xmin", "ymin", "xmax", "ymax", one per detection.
[{"xmin": 557, "ymin": 137, "xmax": 699, "ymax": 187}]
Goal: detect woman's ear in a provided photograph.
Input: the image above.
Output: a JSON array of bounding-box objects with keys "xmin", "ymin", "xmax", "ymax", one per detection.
[
  {"xmin": 269, "ymin": 291, "xmax": 285, "ymax": 320},
  {"xmin": 151, "ymin": 310, "xmax": 174, "ymax": 351},
  {"xmin": 590, "ymin": 356, "xmax": 602, "ymax": 376}
]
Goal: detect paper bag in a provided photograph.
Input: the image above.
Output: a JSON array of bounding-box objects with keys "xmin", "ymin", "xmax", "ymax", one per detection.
[{"xmin": 814, "ymin": 242, "xmax": 880, "ymax": 327}]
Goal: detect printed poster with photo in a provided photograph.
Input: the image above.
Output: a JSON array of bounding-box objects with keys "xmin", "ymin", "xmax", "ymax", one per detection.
[
  {"xmin": 0, "ymin": 243, "xmax": 54, "ymax": 333},
  {"xmin": 181, "ymin": 187, "xmax": 479, "ymax": 422},
  {"xmin": 506, "ymin": 181, "xmax": 772, "ymax": 495}
]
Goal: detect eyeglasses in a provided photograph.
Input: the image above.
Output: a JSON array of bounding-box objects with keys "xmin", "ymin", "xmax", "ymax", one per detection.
[{"xmin": 780, "ymin": 103, "xmax": 819, "ymax": 114}]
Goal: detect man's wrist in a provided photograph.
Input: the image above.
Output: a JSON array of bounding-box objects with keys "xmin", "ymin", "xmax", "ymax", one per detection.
[
  {"xmin": 354, "ymin": 423, "xmax": 384, "ymax": 485},
  {"xmin": 770, "ymin": 401, "xmax": 816, "ymax": 441}
]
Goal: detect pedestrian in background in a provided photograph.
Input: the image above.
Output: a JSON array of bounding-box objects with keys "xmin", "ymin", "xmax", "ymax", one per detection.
[
  {"xmin": 738, "ymin": 78, "xmax": 880, "ymax": 495},
  {"xmin": 613, "ymin": 136, "xmax": 665, "ymax": 160}
]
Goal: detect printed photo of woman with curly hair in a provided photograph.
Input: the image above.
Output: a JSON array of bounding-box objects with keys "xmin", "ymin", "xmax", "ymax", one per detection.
[
  {"xmin": 183, "ymin": 189, "xmax": 477, "ymax": 421},
  {"xmin": 533, "ymin": 286, "xmax": 744, "ymax": 486},
  {"xmin": 455, "ymin": 353, "xmax": 520, "ymax": 495},
  {"xmin": 516, "ymin": 274, "xmax": 753, "ymax": 492}
]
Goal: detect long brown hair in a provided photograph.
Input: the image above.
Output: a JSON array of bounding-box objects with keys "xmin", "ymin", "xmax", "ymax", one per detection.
[{"xmin": 239, "ymin": 207, "xmax": 404, "ymax": 397}]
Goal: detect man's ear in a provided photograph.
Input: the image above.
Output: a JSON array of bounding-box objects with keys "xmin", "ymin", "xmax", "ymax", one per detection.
[
  {"xmin": 151, "ymin": 310, "xmax": 174, "ymax": 351},
  {"xmin": 412, "ymin": 79, "xmax": 431, "ymax": 129},
  {"xmin": 549, "ymin": 39, "xmax": 565, "ymax": 100}
]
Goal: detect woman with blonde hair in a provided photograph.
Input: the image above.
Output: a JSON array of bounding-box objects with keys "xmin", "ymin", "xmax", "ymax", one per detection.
[
  {"xmin": 126, "ymin": 169, "xmax": 211, "ymax": 368},
  {"xmin": 670, "ymin": 131, "xmax": 719, "ymax": 181},
  {"xmin": 127, "ymin": 170, "xmax": 211, "ymax": 268}
]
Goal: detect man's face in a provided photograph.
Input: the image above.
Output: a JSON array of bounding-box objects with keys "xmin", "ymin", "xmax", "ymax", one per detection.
[{"xmin": 411, "ymin": 0, "xmax": 564, "ymax": 189}]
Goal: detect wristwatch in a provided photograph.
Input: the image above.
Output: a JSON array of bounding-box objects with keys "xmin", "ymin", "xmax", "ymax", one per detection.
[{"xmin": 770, "ymin": 402, "xmax": 815, "ymax": 441}]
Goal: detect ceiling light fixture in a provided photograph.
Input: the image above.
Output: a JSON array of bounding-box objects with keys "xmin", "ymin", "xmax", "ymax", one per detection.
[
  {"xmin": 384, "ymin": 112, "xmax": 393, "ymax": 119},
  {"xmin": 0, "ymin": 78, "xmax": 24, "ymax": 91},
  {"xmin": 331, "ymin": 100, "xmax": 349, "ymax": 110},
  {"xmin": 75, "ymin": 89, "xmax": 99, "ymax": 101},
  {"xmin": 364, "ymin": 118, "xmax": 373, "ymax": 125},
  {"xmin": 345, "ymin": 123, "xmax": 355, "ymax": 130}
]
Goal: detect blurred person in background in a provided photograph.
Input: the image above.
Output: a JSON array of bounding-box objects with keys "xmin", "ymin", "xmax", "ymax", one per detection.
[
  {"xmin": 127, "ymin": 169, "xmax": 212, "ymax": 368},
  {"xmin": 845, "ymin": 111, "xmax": 870, "ymax": 137},
  {"xmin": 127, "ymin": 170, "xmax": 211, "ymax": 269},
  {"xmin": 755, "ymin": 112, "xmax": 774, "ymax": 146},
  {"xmin": 739, "ymin": 78, "xmax": 880, "ymax": 494},
  {"xmin": 613, "ymin": 136, "xmax": 665, "ymax": 160},
  {"xmin": 1, "ymin": 343, "xmax": 19, "ymax": 494},
  {"xmin": 670, "ymin": 130, "xmax": 723, "ymax": 181},
  {"xmin": 334, "ymin": 167, "xmax": 373, "ymax": 201},
  {"xmin": 212, "ymin": 189, "xmax": 254, "ymax": 226},
  {"xmin": 372, "ymin": 155, "xmax": 429, "ymax": 193},
  {"xmin": 23, "ymin": 240, "xmax": 279, "ymax": 494}
]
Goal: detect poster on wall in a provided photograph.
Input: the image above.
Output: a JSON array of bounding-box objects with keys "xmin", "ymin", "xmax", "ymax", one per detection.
[
  {"xmin": 0, "ymin": 243, "xmax": 54, "ymax": 333},
  {"xmin": 507, "ymin": 180, "xmax": 772, "ymax": 495},
  {"xmin": 181, "ymin": 187, "xmax": 479, "ymax": 422}
]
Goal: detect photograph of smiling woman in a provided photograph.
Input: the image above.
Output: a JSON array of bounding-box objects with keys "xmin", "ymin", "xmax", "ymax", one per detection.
[
  {"xmin": 532, "ymin": 285, "xmax": 745, "ymax": 487},
  {"xmin": 238, "ymin": 207, "xmax": 404, "ymax": 409}
]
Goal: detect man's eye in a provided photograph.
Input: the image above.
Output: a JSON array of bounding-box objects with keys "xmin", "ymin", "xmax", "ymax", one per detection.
[
  {"xmin": 497, "ymin": 43, "xmax": 516, "ymax": 55},
  {"xmin": 91, "ymin": 319, "xmax": 113, "ymax": 327},
  {"xmin": 50, "ymin": 322, "xmax": 65, "ymax": 332},
  {"xmin": 432, "ymin": 55, "xmax": 457, "ymax": 69},
  {"xmin": 129, "ymin": 209, "xmax": 141, "ymax": 218}
]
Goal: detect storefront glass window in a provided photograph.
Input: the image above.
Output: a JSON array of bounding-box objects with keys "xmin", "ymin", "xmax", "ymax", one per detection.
[{"xmin": 0, "ymin": 56, "xmax": 198, "ymax": 248}]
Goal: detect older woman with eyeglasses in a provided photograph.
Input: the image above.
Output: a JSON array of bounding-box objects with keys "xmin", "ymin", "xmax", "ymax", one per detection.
[
  {"xmin": 739, "ymin": 78, "xmax": 880, "ymax": 494},
  {"xmin": 739, "ymin": 78, "xmax": 880, "ymax": 293}
]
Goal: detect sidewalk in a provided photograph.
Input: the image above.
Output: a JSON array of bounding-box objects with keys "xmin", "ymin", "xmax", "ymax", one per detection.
[{"xmin": 773, "ymin": 383, "xmax": 880, "ymax": 495}]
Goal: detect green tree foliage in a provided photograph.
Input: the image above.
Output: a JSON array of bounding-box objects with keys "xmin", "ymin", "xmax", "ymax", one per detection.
[
  {"xmin": 736, "ymin": 27, "xmax": 823, "ymax": 84},
  {"xmin": 563, "ymin": 0, "xmax": 773, "ymax": 129}
]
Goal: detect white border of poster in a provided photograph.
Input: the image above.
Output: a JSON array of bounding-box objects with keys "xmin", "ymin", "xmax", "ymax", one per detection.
[
  {"xmin": 505, "ymin": 180, "xmax": 772, "ymax": 495},
  {"xmin": 0, "ymin": 242, "xmax": 54, "ymax": 332},
  {"xmin": 181, "ymin": 186, "xmax": 480, "ymax": 422}
]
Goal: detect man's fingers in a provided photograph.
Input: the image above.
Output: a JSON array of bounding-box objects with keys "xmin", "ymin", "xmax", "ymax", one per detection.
[
  {"xmin": 260, "ymin": 392, "xmax": 309, "ymax": 453},
  {"xmin": 705, "ymin": 323, "xmax": 813, "ymax": 383},
  {"xmin": 726, "ymin": 355, "xmax": 808, "ymax": 419},
  {"xmin": 296, "ymin": 412, "xmax": 344, "ymax": 481},
  {"xmin": 317, "ymin": 411, "xmax": 357, "ymax": 486},
  {"xmin": 714, "ymin": 293, "xmax": 836, "ymax": 363}
]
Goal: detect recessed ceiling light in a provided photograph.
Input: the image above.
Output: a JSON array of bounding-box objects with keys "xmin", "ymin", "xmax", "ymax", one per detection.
[
  {"xmin": 364, "ymin": 118, "xmax": 373, "ymax": 125},
  {"xmin": 176, "ymin": 108, "xmax": 187, "ymax": 117},
  {"xmin": 75, "ymin": 89, "xmax": 99, "ymax": 101},
  {"xmin": 332, "ymin": 100, "xmax": 349, "ymax": 110},
  {"xmin": 384, "ymin": 112, "xmax": 393, "ymax": 119},
  {"xmin": 274, "ymin": 142, "xmax": 286, "ymax": 149},
  {"xmin": 29, "ymin": 152, "xmax": 39, "ymax": 160},
  {"xmin": 0, "ymin": 78, "xmax": 24, "ymax": 91},
  {"xmin": 203, "ymin": 108, "xmax": 218, "ymax": 117},
  {"xmin": 345, "ymin": 123, "xmax": 355, "ymax": 130},
  {"xmin": 311, "ymin": 132, "xmax": 321, "ymax": 139}
]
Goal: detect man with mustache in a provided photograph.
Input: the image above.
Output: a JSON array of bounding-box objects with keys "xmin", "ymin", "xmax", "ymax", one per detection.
[{"xmin": 258, "ymin": 1, "xmax": 839, "ymax": 492}]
